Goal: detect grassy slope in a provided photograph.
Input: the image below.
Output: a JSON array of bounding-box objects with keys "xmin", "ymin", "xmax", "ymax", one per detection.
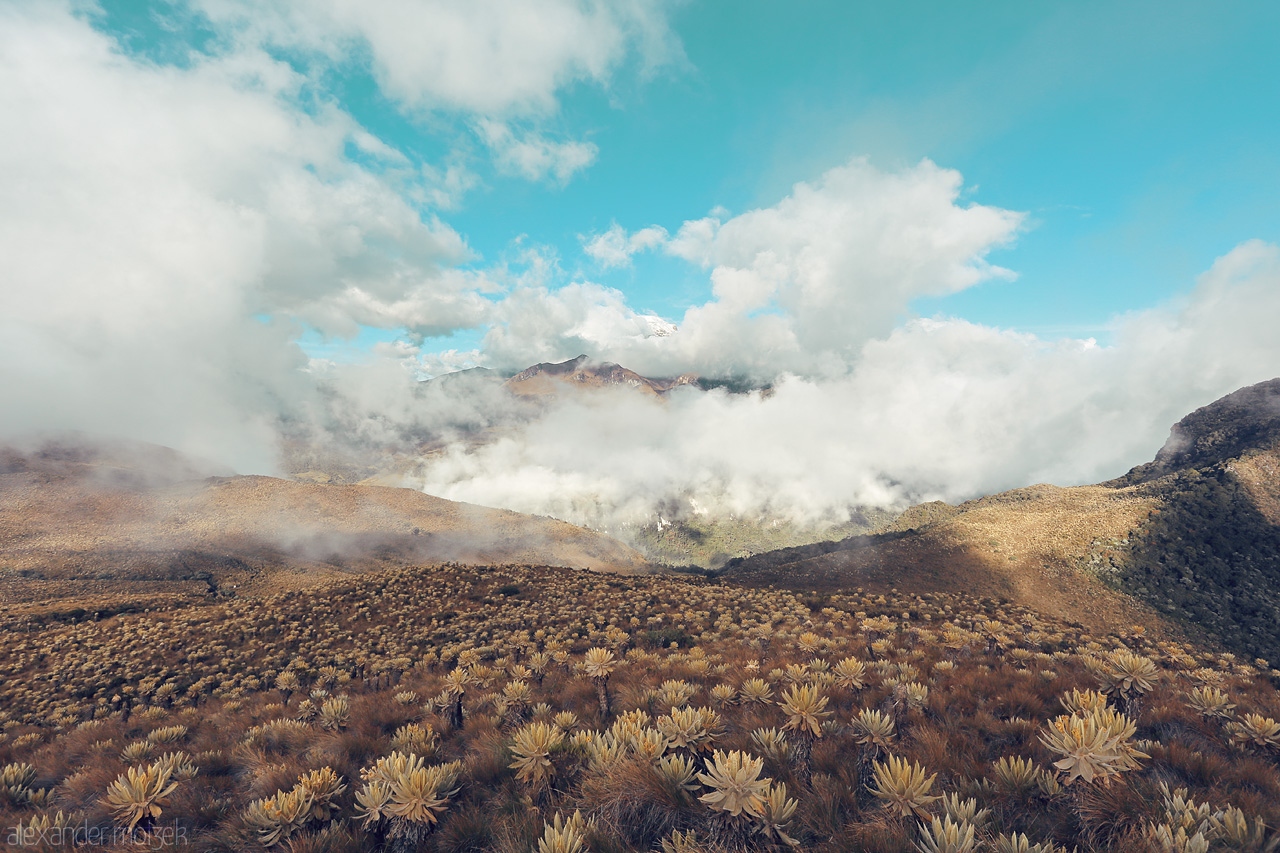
[{"xmin": 720, "ymin": 483, "xmax": 1170, "ymax": 640}]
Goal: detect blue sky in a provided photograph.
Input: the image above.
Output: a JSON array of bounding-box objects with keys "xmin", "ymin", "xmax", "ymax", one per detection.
[
  {"xmin": 83, "ymin": 0, "xmax": 1280, "ymax": 366},
  {"xmin": 6, "ymin": 0, "xmax": 1280, "ymax": 508}
]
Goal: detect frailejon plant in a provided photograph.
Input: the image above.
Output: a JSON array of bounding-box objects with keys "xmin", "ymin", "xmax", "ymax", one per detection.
[
  {"xmin": 583, "ymin": 647, "xmax": 618, "ymax": 718},
  {"xmin": 851, "ymin": 707, "xmax": 897, "ymax": 796},
  {"xmin": 4, "ymin": 561, "xmax": 1280, "ymax": 852},
  {"xmin": 355, "ymin": 752, "xmax": 462, "ymax": 850},
  {"xmin": 916, "ymin": 814, "xmax": 977, "ymax": 853},
  {"xmin": 750, "ymin": 727, "xmax": 791, "ymax": 763},
  {"xmin": 869, "ymin": 755, "xmax": 939, "ymax": 819},
  {"xmin": 0, "ymin": 761, "xmax": 36, "ymax": 805},
  {"xmin": 754, "ymin": 781, "xmax": 800, "ymax": 847},
  {"xmin": 697, "ymin": 749, "xmax": 771, "ymax": 818},
  {"xmin": 1087, "ymin": 650, "xmax": 1159, "ymax": 716},
  {"xmin": 778, "ymin": 683, "xmax": 830, "ymax": 786},
  {"xmin": 1039, "ymin": 706, "xmax": 1146, "ymax": 784},
  {"xmin": 990, "ymin": 755, "xmax": 1039, "ymax": 798},
  {"xmin": 536, "ymin": 810, "xmax": 593, "ymax": 853},
  {"xmin": 1184, "ymin": 685, "xmax": 1236, "ymax": 720},
  {"xmin": 657, "ymin": 706, "xmax": 721, "ymax": 754},
  {"xmin": 1226, "ymin": 713, "xmax": 1280, "ymax": 754},
  {"xmin": 832, "ymin": 656, "xmax": 867, "ymax": 691},
  {"xmin": 739, "ymin": 677, "xmax": 774, "ymax": 705},
  {"xmin": 442, "ymin": 667, "xmax": 473, "ymax": 730},
  {"xmin": 244, "ymin": 787, "xmax": 313, "ymax": 847},
  {"xmin": 103, "ymin": 760, "xmax": 178, "ymax": 832},
  {"xmin": 296, "ymin": 766, "xmax": 346, "ymax": 822},
  {"xmin": 509, "ymin": 720, "xmax": 564, "ymax": 791}
]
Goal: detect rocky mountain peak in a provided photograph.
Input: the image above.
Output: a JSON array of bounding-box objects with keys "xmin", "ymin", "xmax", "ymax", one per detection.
[{"xmin": 1120, "ymin": 377, "xmax": 1280, "ymax": 484}]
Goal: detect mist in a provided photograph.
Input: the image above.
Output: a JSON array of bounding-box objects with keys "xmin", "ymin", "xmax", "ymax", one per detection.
[{"xmin": 412, "ymin": 238, "xmax": 1280, "ymax": 529}]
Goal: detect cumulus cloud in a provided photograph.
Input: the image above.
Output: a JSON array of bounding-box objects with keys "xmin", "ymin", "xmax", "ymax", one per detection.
[
  {"xmin": 0, "ymin": 3, "xmax": 475, "ymax": 469},
  {"xmin": 0, "ymin": 0, "xmax": 680, "ymax": 472},
  {"xmin": 195, "ymin": 0, "xmax": 681, "ymax": 116},
  {"xmin": 482, "ymin": 157, "xmax": 1026, "ymax": 379},
  {"xmin": 478, "ymin": 282, "xmax": 673, "ymax": 367},
  {"xmin": 193, "ymin": 0, "xmax": 681, "ymax": 187}
]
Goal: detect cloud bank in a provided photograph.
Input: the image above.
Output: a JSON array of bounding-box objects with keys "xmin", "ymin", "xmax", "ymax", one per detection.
[{"xmin": 417, "ymin": 239, "xmax": 1280, "ymax": 528}]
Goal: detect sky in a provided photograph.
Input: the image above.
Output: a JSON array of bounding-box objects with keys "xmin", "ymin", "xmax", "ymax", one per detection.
[{"xmin": 3, "ymin": 0, "xmax": 1280, "ymax": 528}]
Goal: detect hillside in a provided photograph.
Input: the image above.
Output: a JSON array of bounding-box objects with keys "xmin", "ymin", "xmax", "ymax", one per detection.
[
  {"xmin": 722, "ymin": 378, "xmax": 1280, "ymax": 662},
  {"xmin": 4, "ymin": 398, "xmax": 1280, "ymax": 851},
  {"xmin": 2, "ymin": 561, "xmax": 1279, "ymax": 853},
  {"xmin": 720, "ymin": 483, "xmax": 1166, "ymax": 638},
  {"xmin": 0, "ymin": 440, "xmax": 653, "ymax": 618},
  {"xmin": 1104, "ymin": 379, "xmax": 1280, "ymax": 662}
]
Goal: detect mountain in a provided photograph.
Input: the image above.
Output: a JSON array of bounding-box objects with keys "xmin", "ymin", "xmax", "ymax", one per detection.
[
  {"xmin": 503, "ymin": 354, "xmax": 699, "ymax": 398},
  {"xmin": 1104, "ymin": 378, "xmax": 1280, "ymax": 660},
  {"xmin": 722, "ymin": 377, "xmax": 1280, "ymax": 661},
  {"xmin": 0, "ymin": 439, "xmax": 653, "ymax": 619},
  {"xmin": 1115, "ymin": 377, "xmax": 1280, "ymax": 485}
]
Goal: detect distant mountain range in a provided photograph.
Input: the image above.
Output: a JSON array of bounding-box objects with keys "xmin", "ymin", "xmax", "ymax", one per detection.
[
  {"xmin": 13, "ymin": 369, "xmax": 1279, "ymax": 662},
  {"xmin": 423, "ymin": 354, "xmax": 770, "ymax": 399},
  {"xmin": 504, "ymin": 354, "xmax": 700, "ymax": 398}
]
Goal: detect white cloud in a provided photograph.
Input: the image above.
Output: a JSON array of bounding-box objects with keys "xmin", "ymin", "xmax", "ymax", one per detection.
[
  {"xmin": 481, "ymin": 156, "xmax": 1026, "ymax": 379},
  {"xmin": 583, "ymin": 223, "xmax": 670, "ymax": 268},
  {"xmin": 185, "ymin": 1, "xmax": 682, "ymax": 187},
  {"xmin": 418, "ymin": 161, "xmax": 481, "ymax": 210},
  {"xmin": 480, "ymin": 282, "xmax": 673, "ymax": 367},
  {"xmin": 417, "ymin": 240, "xmax": 1280, "ymax": 530},
  {"xmin": 195, "ymin": 0, "xmax": 682, "ymax": 117},
  {"xmin": 8, "ymin": 2, "xmax": 1280, "ymax": 544},
  {"xmin": 476, "ymin": 120, "xmax": 598, "ymax": 184},
  {"xmin": 0, "ymin": 3, "xmax": 478, "ymax": 469}
]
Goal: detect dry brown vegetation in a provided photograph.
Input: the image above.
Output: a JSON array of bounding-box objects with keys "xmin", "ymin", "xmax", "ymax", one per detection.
[
  {"xmin": 0, "ymin": 443, "xmax": 652, "ymax": 619},
  {"xmin": 2, "ymin": 562, "xmax": 1279, "ymax": 851},
  {"xmin": 721, "ymin": 482, "xmax": 1168, "ymax": 639}
]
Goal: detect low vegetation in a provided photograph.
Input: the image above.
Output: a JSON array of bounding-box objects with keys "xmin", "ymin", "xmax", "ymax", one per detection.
[
  {"xmin": 2, "ymin": 562, "xmax": 1279, "ymax": 850},
  {"xmin": 1117, "ymin": 465, "xmax": 1280, "ymax": 663}
]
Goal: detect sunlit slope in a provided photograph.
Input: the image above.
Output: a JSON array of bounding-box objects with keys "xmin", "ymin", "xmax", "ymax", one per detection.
[
  {"xmin": 0, "ymin": 441, "xmax": 652, "ymax": 614},
  {"xmin": 720, "ymin": 482, "xmax": 1163, "ymax": 637},
  {"xmin": 724, "ymin": 377, "xmax": 1280, "ymax": 660}
]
